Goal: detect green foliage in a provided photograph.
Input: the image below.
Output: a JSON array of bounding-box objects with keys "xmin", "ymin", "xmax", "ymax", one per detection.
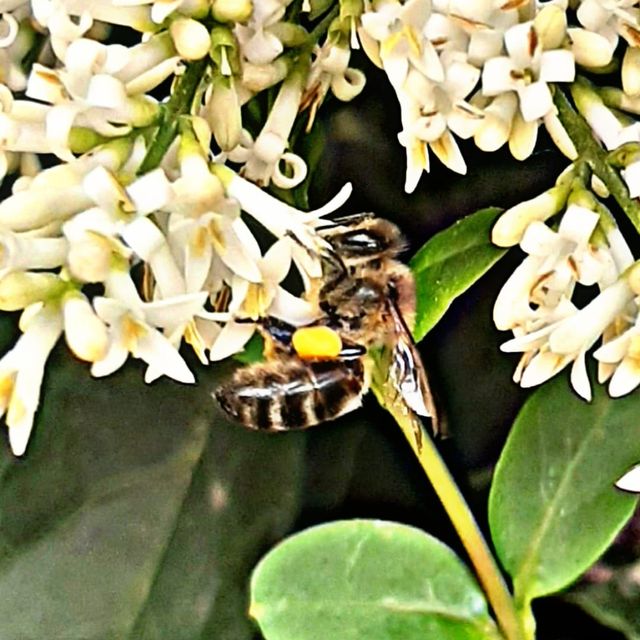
[
  {"xmin": 488, "ymin": 373, "xmax": 640, "ymax": 616},
  {"xmin": 234, "ymin": 332, "xmax": 265, "ymax": 364},
  {"xmin": 250, "ymin": 519, "xmax": 500, "ymax": 640},
  {"xmin": 0, "ymin": 354, "xmax": 306, "ymax": 640},
  {"xmin": 409, "ymin": 207, "xmax": 506, "ymax": 341},
  {"xmin": 567, "ymin": 558, "xmax": 640, "ymax": 640}
]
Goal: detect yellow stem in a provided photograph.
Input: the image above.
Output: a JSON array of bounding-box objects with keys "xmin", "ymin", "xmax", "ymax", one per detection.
[{"xmin": 373, "ymin": 385, "xmax": 525, "ymax": 640}]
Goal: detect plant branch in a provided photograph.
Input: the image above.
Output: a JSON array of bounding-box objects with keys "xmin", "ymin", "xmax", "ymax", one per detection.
[
  {"xmin": 553, "ymin": 84, "xmax": 640, "ymax": 234},
  {"xmin": 371, "ymin": 379, "xmax": 525, "ymax": 640},
  {"xmin": 138, "ymin": 57, "xmax": 208, "ymax": 175}
]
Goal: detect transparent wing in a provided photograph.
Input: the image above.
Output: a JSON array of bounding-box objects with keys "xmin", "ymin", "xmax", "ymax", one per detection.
[{"xmin": 387, "ymin": 299, "xmax": 440, "ymax": 434}]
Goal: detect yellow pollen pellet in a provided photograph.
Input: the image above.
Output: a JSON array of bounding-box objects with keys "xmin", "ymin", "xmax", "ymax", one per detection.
[{"xmin": 292, "ymin": 326, "xmax": 343, "ymax": 360}]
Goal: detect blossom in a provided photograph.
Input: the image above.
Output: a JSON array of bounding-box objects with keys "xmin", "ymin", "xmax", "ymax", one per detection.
[
  {"xmin": 91, "ymin": 269, "xmax": 208, "ymax": 384},
  {"xmin": 502, "ymin": 276, "xmax": 637, "ymax": 400},
  {"xmin": 235, "ymin": 67, "xmax": 309, "ymax": 188},
  {"xmin": 0, "ymin": 303, "xmax": 63, "ymax": 456},
  {"xmin": 208, "ymin": 237, "xmax": 319, "ymax": 361},
  {"xmin": 234, "ymin": 0, "xmax": 293, "ymax": 65},
  {"xmin": 481, "ymin": 11, "xmax": 575, "ymax": 150},
  {"xmin": 494, "ymin": 201, "xmax": 636, "ymax": 400}
]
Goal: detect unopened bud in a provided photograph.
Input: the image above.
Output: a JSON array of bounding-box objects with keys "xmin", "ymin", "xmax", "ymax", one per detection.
[
  {"xmin": 0, "ymin": 272, "xmax": 66, "ymax": 311},
  {"xmin": 623, "ymin": 46, "xmax": 640, "ymax": 97},
  {"xmin": 492, "ymin": 166, "xmax": 575, "ymax": 247},
  {"xmin": 534, "ymin": 4, "xmax": 567, "ymax": 50},
  {"xmin": 63, "ymin": 293, "xmax": 109, "ymax": 362},
  {"xmin": 170, "ymin": 18, "xmax": 210, "ymax": 60},
  {"xmin": 569, "ymin": 27, "xmax": 615, "ymax": 68},
  {"xmin": 212, "ymin": 0, "xmax": 253, "ymax": 23}
]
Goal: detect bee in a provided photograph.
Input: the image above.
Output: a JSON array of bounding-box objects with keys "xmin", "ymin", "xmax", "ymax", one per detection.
[{"xmin": 214, "ymin": 214, "xmax": 437, "ymax": 436}]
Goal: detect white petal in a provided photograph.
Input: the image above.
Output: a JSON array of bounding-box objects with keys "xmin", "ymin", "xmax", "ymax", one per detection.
[
  {"xmin": 261, "ymin": 238, "xmax": 292, "ymax": 284},
  {"xmin": 519, "ymin": 350, "xmax": 572, "ymax": 387},
  {"xmin": 549, "ymin": 279, "xmax": 635, "ymax": 354},
  {"xmin": 142, "ymin": 292, "xmax": 208, "ymax": 328},
  {"xmin": 558, "ymin": 204, "xmax": 600, "ymax": 243},
  {"xmin": 520, "ymin": 221, "xmax": 560, "ymax": 256},
  {"xmin": 518, "ymin": 81, "xmax": 553, "ymax": 122},
  {"xmin": 570, "ymin": 349, "xmax": 592, "ymax": 401},
  {"xmin": 482, "ymin": 56, "xmax": 519, "ymax": 96},
  {"xmin": 137, "ymin": 329, "xmax": 195, "ymax": 384},
  {"xmin": 622, "ymin": 161, "xmax": 640, "ymax": 199},
  {"xmin": 608, "ymin": 355, "xmax": 640, "ymax": 397},
  {"xmin": 91, "ymin": 337, "xmax": 129, "ymax": 378},
  {"xmin": 209, "ymin": 320, "xmax": 256, "ymax": 361},
  {"xmin": 539, "ymin": 50, "xmax": 575, "ymax": 84},
  {"xmin": 493, "ymin": 256, "xmax": 544, "ymax": 330},
  {"xmin": 615, "ymin": 464, "xmax": 640, "ymax": 492},
  {"xmin": 593, "ymin": 331, "xmax": 632, "ymax": 363},
  {"xmin": 269, "ymin": 287, "xmax": 320, "ymax": 326}
]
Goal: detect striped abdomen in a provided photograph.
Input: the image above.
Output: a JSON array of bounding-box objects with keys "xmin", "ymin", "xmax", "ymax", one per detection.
[{"xmin": 215, "ymin": 358, "xmax": 366, "ymax": 431}]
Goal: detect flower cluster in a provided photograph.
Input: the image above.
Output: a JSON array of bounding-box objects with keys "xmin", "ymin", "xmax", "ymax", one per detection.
[
  {"xmin": 492, "ymin": 162, "xmax": 640, "ymax": 401},
  {"xmin": 0, "ymin": 0, "xmax": 368, "ymax": 454}
]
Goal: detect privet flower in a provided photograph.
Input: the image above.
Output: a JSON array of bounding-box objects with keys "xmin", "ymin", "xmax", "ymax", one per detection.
[{"xmin": 494, "ymin": 190, "xmax": 637, "ymax": 400}]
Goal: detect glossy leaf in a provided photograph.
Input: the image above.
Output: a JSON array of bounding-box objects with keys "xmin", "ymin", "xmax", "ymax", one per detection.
[
  {"xmin": 489, "ymin": 374, "xmax": 640, "ymax": 611},
  {"xmin": 409, "ymin": 207, "xmax": 505, "ymax": 341},
  {"xmin": 250, "ymin": 519, "xmax": 500, "ymax": 640},
  {"xmin": 0, "ymin": 354, "xmax": 306, "ymax": 640}
]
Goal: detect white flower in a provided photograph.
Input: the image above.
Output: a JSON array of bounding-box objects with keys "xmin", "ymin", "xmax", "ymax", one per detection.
[
  {"xmin": 0, "ymin": 303, "xmax": 63, "ymax": 455},
  {"xmin": 495, "ymin": 203, "xmax": 636, "ymax": 400},
  {"xmin": 208, "ymin": 237, "xmax": 318, "ymax": 361},
  {"xmin": 493, "ymin": 205, "xmax": 601, "ymax": 331},
  {"xmin": 234, "ymin": 68, "xmax": 308, "ymax": 189},
  {"xmin": 302, "ymin": 42, "xmax": 366, "ymax": 129},
  {"xmin": 234, "ymin": 0, "xmax": 293, "ymax": 65},
  {"xmin": 502, "ymin": 277, "xmax": 637, "ymax": 400},
  {"xmin": 482, "ymin": 18, "xmax": 575, "ymax": 123},
  {"xmin": 91, "ymin": 272, "xmax": 208, "ymax": 384}
]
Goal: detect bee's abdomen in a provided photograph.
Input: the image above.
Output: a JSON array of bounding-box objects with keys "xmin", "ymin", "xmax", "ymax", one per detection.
[{"xmin": 215, "ymin": 359, "xmax": 366, "ymax": 431}]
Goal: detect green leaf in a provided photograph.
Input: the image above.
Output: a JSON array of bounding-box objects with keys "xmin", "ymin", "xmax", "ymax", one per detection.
[
  {"xmin": 488, "ymin": 375, "xmax": 640, "ymax": 610},
  {"xmin": 409, "ymin": 207, "xmax": 506, "ymax": 341},
  {"xmin": 234, "ymin": 332, "xmax": 265, "ymax": 364},
  {"xmin": 0, "ymin": 354, "xmax": 306, "ymax": 640},
  {"xmin": 250, "ymin": 519, "xmax": 500, "ymax": 640},
  {"xmin": 567, "ymin": 559, "xmax": 640, "ymax": 640}
]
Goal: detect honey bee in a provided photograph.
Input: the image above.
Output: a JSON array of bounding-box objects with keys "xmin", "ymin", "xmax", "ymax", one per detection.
[{"xmin": 214, "ymin": 214, "xmax": 437, "ymax": 436}]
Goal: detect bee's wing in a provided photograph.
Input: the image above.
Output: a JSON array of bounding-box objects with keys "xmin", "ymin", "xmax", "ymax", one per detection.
[{"xmin": 387, "ymin": 299, "xmax": 440, "ymax": 433}]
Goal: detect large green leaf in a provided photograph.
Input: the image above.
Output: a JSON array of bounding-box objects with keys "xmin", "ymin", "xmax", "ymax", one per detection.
[
  {"xmin": 488, "ymin": 374, "xmax": 640, "ymax": 612},
  {"xmin": 250, "ymin": 519, "xmax": 500, "ymax": 640},
  {"xmin": 0, "ymin": 352, "xmax": 307, "ymax": 640},
  {"xmin": 409, "ymin": 207, "xmax": 506, "ymax": 341}
]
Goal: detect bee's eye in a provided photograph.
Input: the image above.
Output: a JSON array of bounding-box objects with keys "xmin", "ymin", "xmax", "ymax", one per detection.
[{"xmin": 333, "ymin": 231, "xmax": 384, "ymax": 256}]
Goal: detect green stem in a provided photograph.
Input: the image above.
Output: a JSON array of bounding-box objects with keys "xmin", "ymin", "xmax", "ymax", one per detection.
[
  {"xmin": 138, "ymin": 57, "xmax": 208, "ymax": 175},
  {"xmin": 372, "ymin": 383, "xmax": 525, "ymax": 640},
  {"xmin": 552, "ymin": 85, "xmax": 640, "ymax": 233}
]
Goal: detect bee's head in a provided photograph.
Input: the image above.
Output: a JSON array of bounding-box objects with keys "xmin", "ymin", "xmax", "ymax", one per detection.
[{"xmin": 319, "ymin": 215, "xmax": 406, "ymax": 262}]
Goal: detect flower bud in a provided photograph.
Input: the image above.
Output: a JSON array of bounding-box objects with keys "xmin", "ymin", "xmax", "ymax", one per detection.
[
  {"xmin": 568, "ymin": 27, "xmax": 614, "ymax": 68},
  {"xmin": 534, "ymin": 4, "xmax": 566, "ymax": 50},
  {"xmin": 63, "ymin": 293, "xmax": 109, "ymax": 362},
  {"xmin": 0, "ymin": 272, "xmax": 66, "ymax": 311},
  {"xmin": 623, "ymin": 46, "xmax": 640, "ymax": 97},
  {"xmin": 170, "ymin": 18, "xmax": 210, "ymax": 60},
  {"xmin": 492, "ymin": 166, "xmax": 575, "ymax": 247},
  {"xmin": 212, "ymin": 0, "xmax": 253, "ymax": 23},
  {"xmin": 204, "ymin": 76, "xmax": 242, "ymax": 151}
]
